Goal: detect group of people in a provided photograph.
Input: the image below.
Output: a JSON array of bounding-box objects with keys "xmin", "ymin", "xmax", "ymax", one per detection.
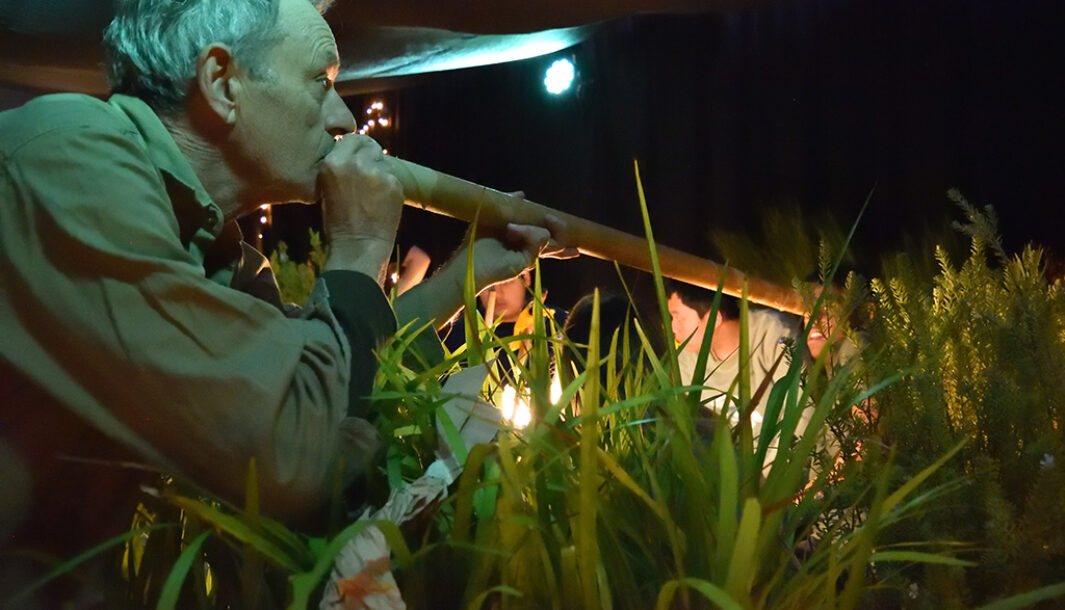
[{"xmin": 0, "ymin": 0, "xmax": 858, "ymax": 605}]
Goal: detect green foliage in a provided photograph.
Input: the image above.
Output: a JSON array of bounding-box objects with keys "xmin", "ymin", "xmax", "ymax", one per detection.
[
  {"xmin": 27, "ymin": 190, "xmax": 1065, "ymax": 609},
  {"xmin": 270, "ymin": 229, "xmax": 328, "ymax": 306},
  {"xmin": 855, "ymin": 190, "xmax": 1065, "ymax": 606}
]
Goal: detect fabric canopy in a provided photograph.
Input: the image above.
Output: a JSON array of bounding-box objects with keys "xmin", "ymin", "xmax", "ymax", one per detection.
[{"xmin": 0, "ymin": 0, "xmax": 745, "ymax": 94}]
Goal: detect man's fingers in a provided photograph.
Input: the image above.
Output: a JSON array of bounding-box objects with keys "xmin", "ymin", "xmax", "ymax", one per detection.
[
  {"xmin": 504, "ymin": 222, "xmax": 552, "ymax": 253},
  {"xmin": 543, "ymin": 244, "xmax": 580, "ymax": 260}
]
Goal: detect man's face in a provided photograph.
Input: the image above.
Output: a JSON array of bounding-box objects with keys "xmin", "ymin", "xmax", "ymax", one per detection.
[
  {"xmin": 803, "ymin": 286, "xmax": 845, "ymax": 361},
  {"xmin": 668, "ymin": 293, "xmax": 710, "ymax": 353},
  {"xmin": 231, "ymin": 0, "xmax": 355, "ymax": 207},
  {"xmin": 481, "ymin": 274, "xmax": 529, "ymax": 323}
]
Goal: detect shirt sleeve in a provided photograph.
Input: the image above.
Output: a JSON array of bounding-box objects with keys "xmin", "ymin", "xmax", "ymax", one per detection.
[{"xmin": 0, "ymin": 99, "xmax": 385, "ymax": 519}]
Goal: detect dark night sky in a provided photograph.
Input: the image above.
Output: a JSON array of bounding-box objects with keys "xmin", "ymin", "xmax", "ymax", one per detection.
[{"xmin": 260, "ymin": 0, "xmax": 1065, "ymax": 309}]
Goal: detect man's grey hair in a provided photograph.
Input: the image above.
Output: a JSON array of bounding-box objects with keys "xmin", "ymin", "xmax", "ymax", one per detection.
[{"xmin": 104, "ymin": 0, "xmax": 334, "ymax": 114}]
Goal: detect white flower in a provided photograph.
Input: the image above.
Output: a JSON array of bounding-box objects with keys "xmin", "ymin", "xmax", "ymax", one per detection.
[{"xmin": 908, "ymin": 582, "xmax": 919, "ymax": 599}]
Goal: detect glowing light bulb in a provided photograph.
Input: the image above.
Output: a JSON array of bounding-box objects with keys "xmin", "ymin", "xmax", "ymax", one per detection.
[
  {"xmin": 550, "ymin": 375, "xmax": 562, "ymax": 403},
  {"xmin": 259, "ymin": 215, "xmax": 268, "ymax": 224},
  {"xmin": 378, "ymin": 118, "xmax": 390, "ymax": 127},
  {"xmin": 259, "ymin": 204, "xmax": 269, "ymax": 210},
  {"xmin": 500, "ymin": 385, "xmax": 532, "ymax": 429},
  {"xmin": 544, "ymin": 58, "xmax": 575, "ymax": 95}
]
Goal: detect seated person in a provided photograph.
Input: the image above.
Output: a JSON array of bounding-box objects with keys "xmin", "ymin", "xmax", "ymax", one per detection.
[
  {"xmin": 666, "ymin": 281, "xmax": 800, "ymax": 434},
  {"xmin": 442, "ymin": 269, "xmax": 566, "ymax": 380}
]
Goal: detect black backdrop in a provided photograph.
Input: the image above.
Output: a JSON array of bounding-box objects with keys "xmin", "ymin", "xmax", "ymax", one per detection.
[{"xmin": 267, "ymin": 0, "xmax": 1065, "ymax": 311}]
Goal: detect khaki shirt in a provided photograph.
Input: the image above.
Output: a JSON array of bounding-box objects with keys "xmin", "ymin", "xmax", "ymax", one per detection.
[{"xmin": 0, "ymin": 94, "xmax": 395, "ymax": 542}]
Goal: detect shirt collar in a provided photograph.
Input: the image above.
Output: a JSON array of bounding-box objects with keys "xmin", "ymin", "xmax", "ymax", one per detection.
[
  {"xmin": 107, "ymin": 94, "xmax": 218, "ymax": 225},
  {"xmin": 107, "ymin": 94, "xmax": 241, "ymax": 283}
]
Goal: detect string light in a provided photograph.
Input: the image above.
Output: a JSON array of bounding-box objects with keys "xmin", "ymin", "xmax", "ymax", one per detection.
[{"xmin": 356, "ymin": 99, "xmax": 393, "ymax": 135}]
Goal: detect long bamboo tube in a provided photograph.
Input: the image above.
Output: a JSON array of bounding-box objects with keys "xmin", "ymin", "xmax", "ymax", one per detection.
[{"xmin": 386, "ymin": 157, "xmax": 806, "ymax": 315}]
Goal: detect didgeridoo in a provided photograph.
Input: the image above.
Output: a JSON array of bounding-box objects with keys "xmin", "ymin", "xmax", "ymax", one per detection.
[{"xmin": 385, "ymin": 157, "xmax": 806, "ymax": 316}]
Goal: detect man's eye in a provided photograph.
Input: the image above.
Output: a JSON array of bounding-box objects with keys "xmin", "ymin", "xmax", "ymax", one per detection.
[{"xmin": 319, "ymin": 77, "xmax": 333, "ymax": 90}]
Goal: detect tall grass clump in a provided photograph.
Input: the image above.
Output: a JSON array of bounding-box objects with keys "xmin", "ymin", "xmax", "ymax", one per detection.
[{"xmin": 19, "ymin": 185, "xmax": 1065, "ymax": 609}]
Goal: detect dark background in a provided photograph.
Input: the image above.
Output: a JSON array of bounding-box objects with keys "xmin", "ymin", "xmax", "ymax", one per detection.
[
  {"xmin": 9, "ymin": 0, "xmax": 1056, "ymax": 312},
  {"xmin": 276, "ymin": 0, "xmax": 1063, "ymax": 311}
]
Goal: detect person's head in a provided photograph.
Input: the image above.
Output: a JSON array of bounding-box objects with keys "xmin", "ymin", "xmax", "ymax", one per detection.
[
  {"xmin": 104, "ymin": 0, "xmax": 354, "ymax": 207},
  {"xmin": 803, "ymin": 284, "xmax": 850, "ymax": 361},
  {"xmin": 665, "ymin": 281, "xmax": 738, "ymax": 353},
  {"xmin": 480, "ymin": 269, "xmax": 532, "ymax": 323}
]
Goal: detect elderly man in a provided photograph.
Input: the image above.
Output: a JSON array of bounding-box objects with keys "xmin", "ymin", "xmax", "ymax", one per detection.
[{"xmin": 0, "ymin": 0, "xmax": 560, "ymax": 598}]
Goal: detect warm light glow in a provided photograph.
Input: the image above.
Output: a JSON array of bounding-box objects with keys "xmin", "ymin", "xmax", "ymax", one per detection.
[
  {"xmin": 372, "ymin": 101, "xmax": 384, "ymax": 110},
  {"xmin": 381, "ymin": 149, "xmax": 389, "ymax": 155},
  {"xmin": 259, "ymin": 215, "xmax": 267, "ymax": 224},
  {"xmin": 259, "ymin": 204, "xmax": 269, "ymax": 210},
  {"xmin": 365, "ymin": 108, "xmax": 373, "ymax": 115},
  {"xmin": 378, "ymin": 118, "xmax": 390, "ymax": 127},
  {"xmin": 500, "ymin": 385, "xmax": 532, "ymax": 429},
  {"xmin": 367, "ymin": 119, "xmax": 376, "ymax": 127},
  {"xmin": 550, "ymin": 374, "xmax": 562, "ymax": 403},
  {"xmin": 544, "ymin": 58, "xmax": 575, "ymax": 95},
  {"xmin": 390, "ymin": 272, "xmax": 400, "ymax": 284}
]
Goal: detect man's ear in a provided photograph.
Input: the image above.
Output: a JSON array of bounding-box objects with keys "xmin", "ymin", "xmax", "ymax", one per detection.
[
  {"xmin": 708, "ymin": 310, "xmax": 723, "ymax": 329},
  {"xmin": 195, "ymin": 43, "xmax": 241, "ymax": 125}
]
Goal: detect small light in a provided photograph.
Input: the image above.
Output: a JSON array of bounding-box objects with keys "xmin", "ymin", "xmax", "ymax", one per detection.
[
  {"xmin": 544, "ymin": 58, "xmax": 575, "ymax": 95},
  {"xmin": 381, "ymin": 148, "xmax": 388, "ymax": 155},
  {"xmin": 500, "ymin": 385, "xmax": 532, "ymax": 429},
  {"xmin": 259, "ymin": 204, "xmax": 269, "ymax": 210},
  {"xmin": 259, "ymin": 215, "xmax": 267, "ymax": 224},
  {"xmin": 378, "ymin": 118, "xmax": 390, "ymax": 127},
  {"xmin": 372, "ymin": 101, "xmax": 383, "ymax": 110},
  {"xmin": 365, "ymin": 108, "xmax": 373, "ymax": 115},
  {"xmin": 367, "ymin": 119, "xmax": 375, "ymax": 127},
  {"xmin": 257, "ymin": 233, "xmax": 263, "ymax": 240},
  {"xmin": 390, "ymin": 272, "xmax": 400, "ymax": 284}
]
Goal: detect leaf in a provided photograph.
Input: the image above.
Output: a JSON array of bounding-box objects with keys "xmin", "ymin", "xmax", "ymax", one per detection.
[
  {"xmin": 168, "ymin": 494, "xmax": 304, "ymax": 572},
  {"xmin": 973, "ymin": 581, "xmax": 1065, "ymax": 610},
  {"xmin": 7, "ymin": 523, "xmax": 176, "ymax": 605},
  {"xmin": 288, "ymin": 519, "xmax": 373, "ymax": 610},
  {"xmin": 155, "ymin": 531, "xmax": 209, "ymax": 610},
  {"xmin": 654, "ymin": 578, "xmax": 744, "ymax": 610},
  {"xmin": 723, "ymin": 497, "xmax": 761, "ymax": 600}
]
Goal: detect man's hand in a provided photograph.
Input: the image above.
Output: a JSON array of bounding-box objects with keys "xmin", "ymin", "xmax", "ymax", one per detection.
[{"xmin": 319, "ymin": 135, "xmax": 403, "ymax": 282}]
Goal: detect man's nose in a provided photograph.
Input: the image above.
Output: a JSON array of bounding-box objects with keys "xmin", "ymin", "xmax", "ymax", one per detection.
[{"xmin": 324, "ymin": 88, "xmax": 356, "ymax": 136}]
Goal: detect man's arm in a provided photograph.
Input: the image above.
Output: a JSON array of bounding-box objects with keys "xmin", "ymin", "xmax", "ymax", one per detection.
[{"xmin": 394, "ymin": 225, "xmax": 554, "ymax": 332}]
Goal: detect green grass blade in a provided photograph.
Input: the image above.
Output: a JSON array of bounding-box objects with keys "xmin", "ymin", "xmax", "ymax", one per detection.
[
  {"xmin": 167, "ymin": 494, "xmax": 304, "ymax": 572},
  {"xmin": 881, "ymin": 438, "xmax": 967, "ymax": 515},
  {"xmin": 974, "ymin": 581, "xmax": 1065, "ymax": 610},
  {"xmin": 155, "ymin": 530, "xmax": 209, "ymax": 610},
  {"xmin": 868, "ymin": 550, "xmax": 975, "ymax": 567},
  {"xmin": 577, "ymin": 291, "xmax": 602, "ymax": 610},
  {"xmin": 288, "ymin": 519, "xmax": 373, "ymax": 610},
  {"xmin": 7, "ymin": 523, "xmax": 175, "ymax": 605},
  {"xmin": 723, "ymin": 497, "xmax": 761, "ymax": 601},
  {"xmin": 655, "ymin": 578, "xmax": 745, "ymax": 610}
]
